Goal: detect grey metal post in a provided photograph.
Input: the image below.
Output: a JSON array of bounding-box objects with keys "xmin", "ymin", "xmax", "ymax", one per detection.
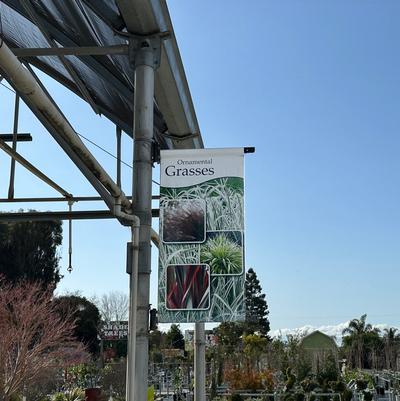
[
  {"xmin": 194, "ymin": 322, "xmax": 206, "ymax": 401},
  {"xmin": 116, "ymin": 126, "xmax": 122, "ymax": 188},
  {"xmin": 8, "ymin": 94, "xmax": 20, "ymax": 199},
  {"xmin": 127, "ymin": 40, "xmax": 155, "ymax": 401}
]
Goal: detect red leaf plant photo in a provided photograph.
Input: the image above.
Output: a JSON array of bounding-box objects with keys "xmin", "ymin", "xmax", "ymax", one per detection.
[{"xmin": 166, "ymin": 264, "xmax": 210, "ymax": 310}]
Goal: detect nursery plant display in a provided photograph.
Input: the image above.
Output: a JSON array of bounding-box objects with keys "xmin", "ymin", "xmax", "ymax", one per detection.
[{"xmin": 158, "ymin": 148, "xmax": 246, "ymax": 323}]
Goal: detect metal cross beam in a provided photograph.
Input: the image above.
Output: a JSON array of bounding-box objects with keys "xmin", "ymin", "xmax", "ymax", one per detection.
[
  {"xmin": 0, "ymin": 195, "xmax": 160, "ymax": 203},
  {"xmin": 11, "ymin": 45, "xmax": 128, "ymax": 58},
  {"xmin": 0, "ymin": 133, "xmax": 32, "ymax": 142},
  {"xmin": 0, "ymin": 209, "xmax": 160, "ymax": 222}
]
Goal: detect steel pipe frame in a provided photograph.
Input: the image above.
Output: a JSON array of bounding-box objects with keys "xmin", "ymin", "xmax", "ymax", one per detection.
[
  {"xmin": 0, "ymin": 40, "xmax": 132, "ymax": 212},
  {"xmin": 2, "ymin": 0, "xmax": 203, "ymax": 149},
  {"xmin": 1, "ymin": 6, "xmax": 203, "ymax": 400},
  {"xmin": 21, "ymin": 63, "xmax": 115, "ymax": 210}
]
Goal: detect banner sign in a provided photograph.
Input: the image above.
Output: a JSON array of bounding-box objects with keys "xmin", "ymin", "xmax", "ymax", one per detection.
[{"xmin": 158, "ymin": 148, "xmax": 245, "ymax": 323}]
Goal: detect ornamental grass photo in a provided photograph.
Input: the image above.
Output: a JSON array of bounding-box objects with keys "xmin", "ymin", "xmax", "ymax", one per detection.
[
  {"xmin": 200, "ymin": 231, "xmax": 243, "ymax": 275},
  {"xmin": 162, "ymin": 199, "xmax": 206, "ymax": 243},
  {"xmin": 160, "ymin": 177, "xmax": 244, "ymax": 231},
  {"xmin": 166, "ymin": 264, "xmax": 210, "ymax": 310}
]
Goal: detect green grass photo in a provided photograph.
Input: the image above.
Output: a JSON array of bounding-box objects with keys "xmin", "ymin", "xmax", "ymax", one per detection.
[{"xmin": 200, "ymin": 231, "xmax": 243, "ymax": 275}]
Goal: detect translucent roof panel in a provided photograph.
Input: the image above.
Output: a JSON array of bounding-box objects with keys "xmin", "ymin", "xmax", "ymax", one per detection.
[{"xmin": 0, "ymin": 0, "xmax": 202, "ymax": 149}]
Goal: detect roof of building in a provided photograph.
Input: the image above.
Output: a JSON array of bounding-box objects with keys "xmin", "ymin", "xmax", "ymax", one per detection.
[{"xmin": 299, "ymin": 330, "xmax": 338, "ymax": 351}]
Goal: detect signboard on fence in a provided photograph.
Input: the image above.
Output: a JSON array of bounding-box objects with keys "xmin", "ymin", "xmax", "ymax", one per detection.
[
  {"xmin": 158, "ymin": 148, "xmax": 245, "ymax": 323},
  {"xmin": 100, "ymin": 321, "xmax": 128, "ymax": 340}
]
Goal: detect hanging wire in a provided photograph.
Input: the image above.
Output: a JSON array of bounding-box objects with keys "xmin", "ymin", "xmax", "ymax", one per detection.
[
  {"xmin": 77, "ymin": 132, "xmax": 160, "ymax": 186},
  {"xmin": 77, "ymin": 132, "xmax": 133, "ymax": 169},
  {"xmin": 0, "ymin": 81, "xmax": 15, "ymax": 93}
]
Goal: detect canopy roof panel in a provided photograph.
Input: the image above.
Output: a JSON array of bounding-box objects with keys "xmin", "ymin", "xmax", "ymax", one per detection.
[{"xmin": 0, "ymin": 0, "xmax": 203, "ymax": 150}]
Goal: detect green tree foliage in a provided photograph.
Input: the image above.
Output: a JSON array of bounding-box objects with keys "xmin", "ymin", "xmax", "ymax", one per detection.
[
  {"xmin": 54, "ymin": 295, "xmax": 101, "ymax": 355},
  {"xmin": 243, "ymin": 334, "xmax": 269, "ymax": 371},
  {"xmin": 0, "ymin": 220, "xmax": 62, "ymax": 287},
  {"xmin": 214, "ymin": 321, "xmax": 244, "ymax": 356},
  {"xmin": 342, "ymin": 314, "xmax": 383, "ymax": 369},
  {"xmin": 317, "ymin": 353, "xmax": 339, "ymax": 386},
  {"xmin": 149, "ymin": 329, "xmax": 166, "ymax": 350},
  {"xmin": 245, "ymin": 268, "xmax": 270, "ymax": 336},
  {"xmin": 165, "ymin": 324, "xmax": 185, "ymax": 350},
  {"xmin": 149, "ymin": 329, "xmax": 166, "ymax": 363},
  {"xmin": 383, "ymin": 327, "xmax": 400, "ymax": 370}
]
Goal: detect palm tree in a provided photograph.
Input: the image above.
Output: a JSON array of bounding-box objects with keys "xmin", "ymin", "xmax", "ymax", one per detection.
[
  {"xmin": 383, "ymin": 327, "xmax": 399, "ymax": 370},
  {"xmin": 342, "ymin": 314, "xmax": 373, "ymax": 368},
  {"xmin": 342, "ymin": 314, "xmax": 372, "ymax": 336}
]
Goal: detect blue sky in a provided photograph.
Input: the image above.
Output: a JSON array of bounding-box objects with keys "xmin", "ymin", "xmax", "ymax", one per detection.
[{"xmin": 1, "ymin": 1, "xmax": 399, "ymax": 332}]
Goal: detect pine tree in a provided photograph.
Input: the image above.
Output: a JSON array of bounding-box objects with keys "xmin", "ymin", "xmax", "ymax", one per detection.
[
  {"xmin": 54, "ymin": 295, "xmax": 101, "ymax": 355},
  {"xmin": 245, "ymin": 268, "xmax": 270, "ymax": 336},
  {"xmin": 166, "ymin": 324, "xmax": 185, "ymax": 350},
  {"xmin": 0, "ymin": 220, "xmax": 63, "ymax": 288}
]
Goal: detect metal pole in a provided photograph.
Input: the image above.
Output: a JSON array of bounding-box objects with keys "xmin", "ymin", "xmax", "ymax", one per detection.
[
  {"xmin": 194, "ymin": 322, "xmax": 206, "ymax": 401},
  {"xmin": 8, "ymin": 93, "xmax": 20, "ymax": 199},
  {"xmin": 127, "ymin": 41, "xmax": 155, "ymax": 401},
  {"xmin": 67, "ymin": 200, "xmax": 73, "ymax": 273},
  {"xmin": 126, "ymin": 225, "xmax": 139, "ymax": 401},
  {"xmin": 116, "ymin": 126, "xmax": 122, "ymax": 188}
]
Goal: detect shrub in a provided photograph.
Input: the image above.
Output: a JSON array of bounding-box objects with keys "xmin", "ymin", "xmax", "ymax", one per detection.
[
  {"xmin": 0, "ymin": 280, "xmax": 84, "ymax": 401},
  {"xmin": 225, "ymin": 367, "xmax": 273, "ymax": 391}
]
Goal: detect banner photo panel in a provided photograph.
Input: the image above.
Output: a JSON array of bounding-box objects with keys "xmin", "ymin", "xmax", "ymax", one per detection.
[{"xmin": 158, "ymin": 148, "xmax": 246, "ymax": 323}]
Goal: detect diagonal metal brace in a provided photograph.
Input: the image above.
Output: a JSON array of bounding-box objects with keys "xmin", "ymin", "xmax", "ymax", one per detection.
[{"xmin": 0, "ymin": 138, "xmax": 72, "ymax": 198}]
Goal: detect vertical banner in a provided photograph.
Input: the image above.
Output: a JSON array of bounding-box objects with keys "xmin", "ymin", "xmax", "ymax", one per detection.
[{"xmin": 158, "ymin": 148, "xmax": 245, "ymax": 323}]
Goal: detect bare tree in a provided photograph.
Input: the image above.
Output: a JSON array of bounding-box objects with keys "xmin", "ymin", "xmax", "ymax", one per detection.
[
  {"xmin": 95, "ymin": 291, "xmax": 129, "ymax": 322},
  {"xmin": 0, "ymin": 279, "xmax": 87, "ymax": 401}
]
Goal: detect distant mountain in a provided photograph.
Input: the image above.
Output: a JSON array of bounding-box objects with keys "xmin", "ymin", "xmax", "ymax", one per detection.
[{"xmin": 271, "ymin": 322, "xmax": 399, "ymax": 343}]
